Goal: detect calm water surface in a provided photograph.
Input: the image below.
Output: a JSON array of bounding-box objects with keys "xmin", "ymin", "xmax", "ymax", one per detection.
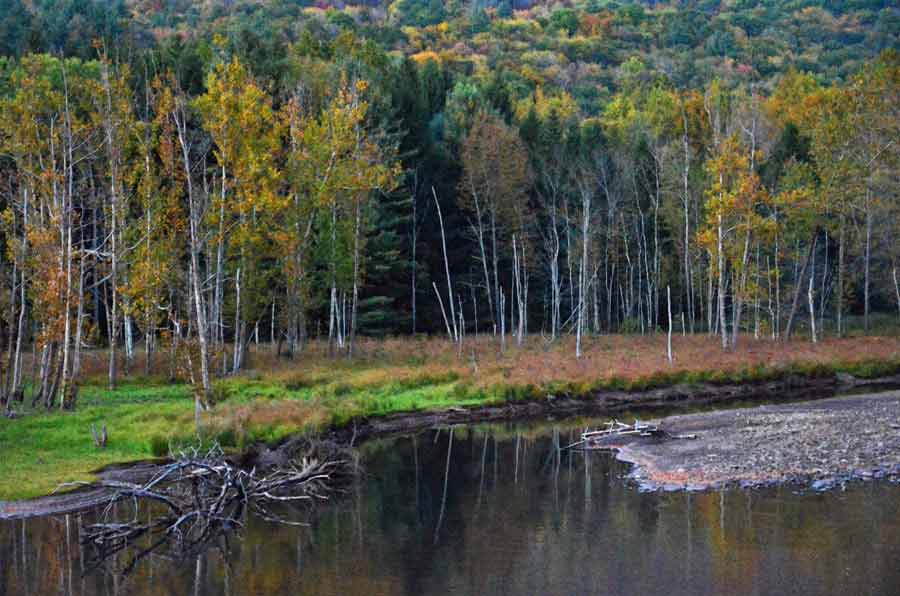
[{"xmin": 2, "ymin": 419, "xmax": 899, "ymax": 595}]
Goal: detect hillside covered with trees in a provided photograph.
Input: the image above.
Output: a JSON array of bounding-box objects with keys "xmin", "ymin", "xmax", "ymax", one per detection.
[{"xmin": 0, "ymin": 0, "xmax": 897, "ymax": 412}]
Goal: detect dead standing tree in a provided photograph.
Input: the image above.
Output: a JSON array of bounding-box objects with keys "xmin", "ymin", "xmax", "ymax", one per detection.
[{"xmin": 459, "ymin": 112, "xmax": 531, "ymax": 339}]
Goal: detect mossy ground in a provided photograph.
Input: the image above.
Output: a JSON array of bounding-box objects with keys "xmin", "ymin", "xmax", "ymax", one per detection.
[{"xmin": 2, "ymin": 334, "xmax": 899, "ymax": 500}]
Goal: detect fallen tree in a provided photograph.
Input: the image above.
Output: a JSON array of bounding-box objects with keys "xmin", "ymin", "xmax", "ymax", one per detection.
[{"xmin": 77, "ymin": 441, "xmax": 353, "ymax": 575}]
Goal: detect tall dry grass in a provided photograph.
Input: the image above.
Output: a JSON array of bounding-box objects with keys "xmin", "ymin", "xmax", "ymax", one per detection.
[{"xmin": 69, "ymin": 333, "xmax": 900, "ymax": 391}]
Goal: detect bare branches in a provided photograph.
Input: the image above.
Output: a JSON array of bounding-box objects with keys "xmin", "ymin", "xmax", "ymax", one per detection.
[{"xmin": 79, "ymin": 442, "xmax": 352, "ymax": 576}]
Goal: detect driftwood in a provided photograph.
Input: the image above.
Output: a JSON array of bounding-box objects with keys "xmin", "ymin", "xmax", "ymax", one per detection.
[
  {"xmin": 564, "ymin": 419, "xmax": 697, "ymax": 450},
  {"xmin": 76, "ymin": 442, "xmax": 352, "ymax": 576}
]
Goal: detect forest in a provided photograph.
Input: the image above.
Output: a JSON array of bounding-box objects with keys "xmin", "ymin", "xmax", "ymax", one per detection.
[{"xmin": 0, "ymin": 0, "xmax": 896, "ymax": 426}]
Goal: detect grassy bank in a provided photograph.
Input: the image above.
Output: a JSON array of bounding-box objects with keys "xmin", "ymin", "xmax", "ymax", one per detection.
[{"xmin": 2, "ymin": 334, "xmax": 900, "ymax": 500}]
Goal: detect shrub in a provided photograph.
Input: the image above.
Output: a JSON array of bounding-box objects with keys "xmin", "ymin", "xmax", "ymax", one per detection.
[
  {"xmin": 150, "ymin": 435, "xmax": 170, "ymax": 457},
  {"xmin": 842, "ymin": 359, "xmax": 900, "ymax": 379},
  {"xmin": 331, "ymin": 383, "xmax": 353, "ymax": 397},
  {"xmin": 619, "ymin": 317, "xmax": 641, "ymax": 334},
  {"xmin": 209, "ymin": 380, "xmax": 234, "ymax": 405},
  {"xmin": 283, "ymin": 375, "xmax": 313, "ymax": 391},
  {"xmin": 215, "ymin": 427, "xmax": 239, "ymax": 449},
  {"xmin": 450, "ymin": 383, "xmax": 472, "ymax": 400}
]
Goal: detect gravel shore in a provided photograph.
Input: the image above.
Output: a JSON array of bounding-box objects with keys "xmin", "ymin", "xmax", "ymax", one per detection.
[
  {"xmin": 5, "ymin": 380, "xmax": 900, "ymax": 518},
  {"xmin": 604, "ymin": 390, "xmax": 900, "ymax": 491}
]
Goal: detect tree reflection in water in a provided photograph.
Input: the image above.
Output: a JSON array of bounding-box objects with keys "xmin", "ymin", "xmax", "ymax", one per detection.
[{"xmin": 2, "ymin": 419, "xmax": 900, "ymax": 595}]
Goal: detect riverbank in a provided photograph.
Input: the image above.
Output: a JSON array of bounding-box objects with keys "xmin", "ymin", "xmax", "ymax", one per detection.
[
  {"xmin": 2, "ymin": 374, "xmax": 900, "ymax": 517},
  {"xmin": 604, "ymin": 390, "xmax": 900, "ymax": 492},
  {"xmin": 4, "ymin": 375, "xmax": 900, "ymax": 518},
  {"xmin": 1, "ymin": 335, "xmax": 899, "ymax": 503}
]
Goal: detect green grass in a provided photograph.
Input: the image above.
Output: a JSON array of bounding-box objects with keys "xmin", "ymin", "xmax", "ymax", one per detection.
[
  {"xmin": 0, "ymin": 373, "xmax": 483, "ymax": 499},
  {"xmin": 0, "ymin": 381, "xmax": 194, "ymax": 499},
  {"xmin": 2, "ymin": 355, "xmax": 899, "ymax": 501}
]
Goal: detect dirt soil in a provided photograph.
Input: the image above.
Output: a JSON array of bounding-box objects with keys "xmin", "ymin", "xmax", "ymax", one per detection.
[
  {"xmin": 0, "ymin": 462, "xmax": 163, "ymax": 519},
  {"xmin": 604, "ymin": 390, "xmax": 900, "ymax": 491}
]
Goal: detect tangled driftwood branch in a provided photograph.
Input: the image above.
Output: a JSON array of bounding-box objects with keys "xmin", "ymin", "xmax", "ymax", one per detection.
[
  {"xmin": 78, "ymin": 442, "xmax": 352, "ymax": 575},
  {"xmin": 564, "ymin": 419, "xmax": 698, "ymax": 450}
]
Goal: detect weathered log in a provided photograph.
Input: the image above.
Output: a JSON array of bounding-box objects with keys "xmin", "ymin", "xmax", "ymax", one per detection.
[{"xmin": 566, "ymin": 419, "xmax": 699, "ymax": 450}]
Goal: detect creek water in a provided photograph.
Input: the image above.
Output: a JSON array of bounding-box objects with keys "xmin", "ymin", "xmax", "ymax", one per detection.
[{"xmin": 2, "ymin": 417, "xmax": 899, "ymax": 595}]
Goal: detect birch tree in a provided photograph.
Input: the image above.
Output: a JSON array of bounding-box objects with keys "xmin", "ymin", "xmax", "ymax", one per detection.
[
  {"xmin": 196, "ymin": 58, "xmax": 282, "ymax": 372},
  {"xmin": 698, "ymin": 135, "xmax": 772, "ymax": 349}
]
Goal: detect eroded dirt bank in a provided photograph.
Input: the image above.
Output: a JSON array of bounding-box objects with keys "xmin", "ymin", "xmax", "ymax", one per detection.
[
  {"xmin": 322, "ymin": 372, "xmax": 900, "ymax": 444},
  {"xmin": 3, "ymin": 373, "xmax": 900, "ymax": 519},
  {"xmin": 606, "ymin": 390, "xmax": 900, "ymax": 491}
]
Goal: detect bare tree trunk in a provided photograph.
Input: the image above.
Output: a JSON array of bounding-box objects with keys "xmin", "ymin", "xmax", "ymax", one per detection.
[
  {"xmin": 269, "ymin": 300, "xmax": 275, "ymax": 347},
  {"xmin": 893, "ymin": 266, "xmax": 900, "ymax": 320},
  {"xmin": 717, "ymin": 214, "xmax": 727, "ymax": 350},
  {"xmin": 808, "ymin": 272, "xmax": 817, "ymax": 344},
  {"xmin": 213, "ymin": 168, "xmax": 226, "ymax": 347},
  {"xmin": 513, "ymin": 235, "xmax": 525, "ymax": 346},
  {"xmin": 173, "ymin": 93, "xmax": 211, "ymax": 419},
  {"xmin": 784, "ymin": 235, "xmax": 817, "ymax": 340},
  {"xmin": 491, "ymin": 211, "xmax": 501, "ymax": 339},
  {"xmin": 328, "ymin": 200, "xmax": 339, "ymax": 355},
  {"xmin": 754, "ymin": 244, "xmax": 760, "ymax": 339},
  {"xmin": 101, "ymin": 60, "xmax": 121, "ymax": 392},
  {"xmin": 59, "ymin": 65, "xmax": 76, "ymax": 409},
  {"xmin": 766, "ymin": 256, "xmax": 776, "ymax": 339},
  {"xmin": 863, "ymin": 185, "xmax": 872, "ymax": 334},
  {"xmin": 522, "ymin": 240, "xmax": 529, "ymax": 340},
  {"xmin": 349, "ymin": 196, "xmax": 362, "ymax": 358},
  {"xmin": 11, "ymin": 265, "xmax": 26, "ymax": 400},
  {"xmin": 608, "ymin": 263, "xmax": 615, "ymax": 330},
  {"xmin": 328, "ymin": 286, "xmax": 336, "ymax": 351},
  {"xmin": 773, "ymin": 208, "xmax": 781, "ymax": 338},
  {"xmin": 576, "ymin": 184, "xmax": 591, "ymax": 359},
  {"xmin": 2, "ymin": 235, "xmax": 17, "ymax": 407},
  {"xmin": 457, "ymin": 296, "xmax": 465, "ymax": 358},
  {"xmin": 836, "ymin": 216, "xmax": 845, "ymax": 337},
  {"xmin": 623, "ymin": 214, "xmax": 634, "ymax": 324},
  {"xmin": 232, "ymin": 267, "xmax": 243, "ymax": 373},
  {"xmin": 72, "ymin": 224, "xmax": 86, "ymax": 384},
  {"xmin": 564, "ymin": 203, "xmax": 575, "ymax": 331},
  {"xmin": 433, "ymin": 282, "xmax": 453, "ymax": 340},
  {"xmin": 59, "ymin": 219, "xmax": 73, "ymax": 409},
  {"xmin": 433, "ymin": 188, "xmax": 457, "ymax": 341},
  {"xmin": 667, "ymin": 285, "xmax": 673, "ymax": 364},
  {"xmin": 472, "ymin": 286, "xmax": 478, "ymax": 337},
  {"xmin": 467, "ymin": 185, "xmax": 494, "ymax": 334},
  {"xmin": 820, "ymin": 229, "xmax": 829, "ymax": 334},
  {"xmin": 411, "ymin": 187, "xmax": 417, "ymax": 334},
  {"xmin": 145, "ymin": 310, "xmax": 153, "ymax": 376},
  {"xmin": 549, "ymin": 205, "xmax": 561, "ymax": 339},
  {"xmin": 7, "ymin": 190, "xmax": 28, "ymax": 404},
  {"xmin": 34, "ymin": 343, "xmax": 50, "ymax": 408},
  {"xmin": 652, "ymin": 159, "xmax": 661, "ymax": 329},
  {"xmin": 731, "ymin": 228, "xmax": 752, "ymax": 349},
  {"xmin": 45, "ymin": 344, "xmax": 62, "ymax": 411},
  {"xmin": 681, "ymin": 103, "xmax": 694, "ymax": 333},
  {"xmin": 499, "ymin": 289, "xmax": 506, "ymax": 353}
]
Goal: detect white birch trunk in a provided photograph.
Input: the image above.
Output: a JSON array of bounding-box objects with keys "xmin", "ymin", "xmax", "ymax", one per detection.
[
  {"xmin": 808, "ymin": 272, "xmax": 817, "ymax": 344},
  {"xmin": 667, "ymin": 286, "xmax": 673, "ymax": 364},
  {"xmin": 173, "ymin": 93, "xmax": 211, "ymax": 421},
  {"xmin": 433, "ymin": 188, "xmax": 457, "ymax": 341},
  {"xmin": 893, "ymin": 266, "xmax": 900, "ymax": 319}
]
